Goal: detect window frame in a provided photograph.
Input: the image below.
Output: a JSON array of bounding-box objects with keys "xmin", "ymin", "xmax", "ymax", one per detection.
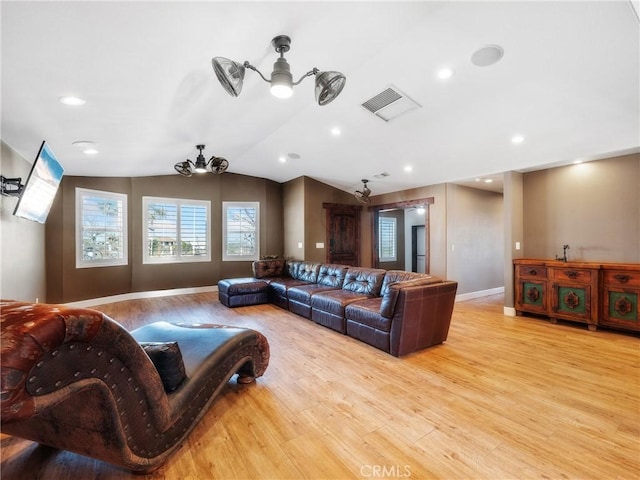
[
  {"xmin": 75, "ymin": 187, "xmax": 128, "ymax": 269},
  {"xmin": 222, "ymin": 201, "xmax": 260, "ymax": 262},
  {"xmin": 142, "ymin": 196, "xmax": 211, "ymax": 264},
  {"xmin": 378, "ymin": 216, "xmax": 398, "ymax": 262}
]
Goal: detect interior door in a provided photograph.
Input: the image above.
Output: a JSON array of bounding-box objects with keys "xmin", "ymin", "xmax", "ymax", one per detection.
[
  {"xmin": 412, "ymin": 225, "xmax": 426, "ymax": 273},
  {"xmin": 323, "ymin": 203, "xmax": 361, "ymax": 266}
]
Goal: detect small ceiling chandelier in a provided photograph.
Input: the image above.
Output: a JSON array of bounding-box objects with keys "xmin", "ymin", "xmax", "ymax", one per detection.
[
  {"xmin": 174, "ymin": 144, "xmax": 229, "ymax": 177},
  {"xmin": 212, "ymin": 35, "xmax": 346, "ymax": 106},
  {"xmin": 354, "ymin": 179, "xmax": 372, "ymax": 204}
]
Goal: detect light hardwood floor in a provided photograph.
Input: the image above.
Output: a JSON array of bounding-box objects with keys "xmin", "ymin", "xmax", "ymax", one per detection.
[{"xmin": 1, "ymin": 293, "xmax": 638, "ymax": 479}]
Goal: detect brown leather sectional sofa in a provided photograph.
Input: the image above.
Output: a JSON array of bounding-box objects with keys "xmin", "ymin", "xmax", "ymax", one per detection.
[{"xmin": 219, "ymin": 259, "xmax": 458, "ymax": 357}]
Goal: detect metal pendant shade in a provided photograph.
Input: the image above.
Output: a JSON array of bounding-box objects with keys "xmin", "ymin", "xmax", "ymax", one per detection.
[
  {"xmin": 354, "ymin": 179, "xmax": 372, "ymax": 204},
  {"xmin": 315, "ymin": 71, "xmax": 347, "ymax": 106},
  {"xmin": 174, "ymin": 145, "xmax": 229, "ymax": 177},
  {"xmin": 212, "ymin": 35, "xmax": 345, "ymax": 106},
  {"xmin": 212, "ymin": 57, "xmax": 245, "ymax": 97}
]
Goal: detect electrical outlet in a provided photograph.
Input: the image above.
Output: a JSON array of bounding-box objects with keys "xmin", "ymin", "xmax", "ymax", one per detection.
[{"xmin": 515, "ymin": 242, "xmax": 521, "ymax": 250}]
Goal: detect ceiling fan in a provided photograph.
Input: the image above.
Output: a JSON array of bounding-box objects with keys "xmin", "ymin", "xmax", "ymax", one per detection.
[
  {"xmin": 174, "ymin": 144, "xmax": 229, "ymax": 177},
  {"xmin": 354, "ymin": 179, "xmax": 372, "ymax": 204}
]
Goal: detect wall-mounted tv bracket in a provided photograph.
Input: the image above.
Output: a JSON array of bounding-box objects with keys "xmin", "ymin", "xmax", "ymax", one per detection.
[{"xmin": 1, "ymin": 175, "xmax": 24, "ymax": 197}]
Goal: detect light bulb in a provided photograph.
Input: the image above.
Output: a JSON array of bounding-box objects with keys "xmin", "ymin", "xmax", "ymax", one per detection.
[{"xmin": 270, "ymin": 83, "xmax": 293, "ymax": 99}]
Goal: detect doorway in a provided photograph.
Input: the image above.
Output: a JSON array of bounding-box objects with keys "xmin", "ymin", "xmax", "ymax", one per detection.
[
  {"xmin": 323, "ymin": 203, "xmax": 362, "ymax": 266},
  {"xmin": 371, "ymin": 197, "xmax": 433, "ymax": 272}
]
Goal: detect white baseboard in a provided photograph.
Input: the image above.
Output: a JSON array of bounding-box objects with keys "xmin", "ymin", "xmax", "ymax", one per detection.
[
  {"xmin": 503, "ymin": 306, "xmax": 517, "ymax": 317},
  {"xmin": 455, "ymin": 286, "xmax": 505, "ymax": 303},
  {"xmin": 65, "ymin": 285, "xmax": 219, "ymax": 308}
]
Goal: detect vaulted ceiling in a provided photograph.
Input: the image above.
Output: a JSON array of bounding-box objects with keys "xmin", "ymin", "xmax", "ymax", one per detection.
[{"xmin": 2, "ymin": 1, "xmax": 639, "ymax": 196}]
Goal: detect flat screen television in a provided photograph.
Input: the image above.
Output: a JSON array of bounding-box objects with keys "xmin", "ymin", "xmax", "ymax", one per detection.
[{"xmin": 13, "ymin": 141, "xmax": 64, "ymax": 223}]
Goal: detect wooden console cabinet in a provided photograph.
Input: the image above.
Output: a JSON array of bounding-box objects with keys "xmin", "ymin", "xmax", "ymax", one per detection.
[
  {"xmin": 514, "ymin": 259, "xmax": 639, "ymax": 333},
  {"xmin": 600, "ymin": 263, "xmax": 640, "ymax": 332}
]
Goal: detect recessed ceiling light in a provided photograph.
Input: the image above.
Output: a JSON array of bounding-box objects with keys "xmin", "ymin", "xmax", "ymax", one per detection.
[
  {"xmin": 287, "ymin": 153, "xmax": 301, "ymax": 160},
  {"xmin": 404, "ymin": 165, "xmax": 413, "ymax": 172},
  {"xmin": 511, "ymin": 135, "xmax": 525, "ymax": 144},
  {"xmin": 72, "ymin": 140, "xmax": 95, "ymax": 148},
  {"xmin": 59, "ymin": 96, "xmax": 86, "ymax": 106},
  {"xmin": 331, "ymin": 127, "xmax": 341, "ymax": 136},
  {"xmin": 279, "ymin": 156, "xmax": 287, "ymax": 163},
  {"xmin": 437, "ymin": 67, "xmax": 455, "ymax": 80},
  {"xmin": 83, "ymin": 148, "xmax": 99, "ymax": 155},
  {"xmin": 573, "ymin": 160, "xmax": 583, "ymax": 164},
  {"xmin": 484, "ymin": 179, "xmax": 493, "ymax": 183},
  {"xmin": 475, "ymin": 178, "xmax": 482, "ymax": 182},
  {"xmin": 471, "ymin": 45, "xmax": 504, "ymax": 67}
]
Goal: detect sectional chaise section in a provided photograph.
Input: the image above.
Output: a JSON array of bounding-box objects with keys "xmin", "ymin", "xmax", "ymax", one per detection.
[{"xmin": 218, "ymin": 259, "xmax": 458, "ymax": 357}]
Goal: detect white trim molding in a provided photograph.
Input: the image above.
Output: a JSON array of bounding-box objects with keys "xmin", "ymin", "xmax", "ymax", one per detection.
[
  {"xmin": 455, "ymin": 286, "xmax": 505, "ymax": 303},
  {"xmin": 65, "ymin": 285, "xmax": 218, "ymax": 308}
]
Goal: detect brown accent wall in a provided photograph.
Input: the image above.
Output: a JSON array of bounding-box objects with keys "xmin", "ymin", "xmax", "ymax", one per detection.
[
  {"xmin": 303, "ymin": 177, "xmax": 359, "ymax": 263},
  {"xmin": 283, "ymin": 177, "xmax": 304, "ymax": 260},
  {"xmin": 523, "ymin": 154, "xmax": 640, "ymax": 262},
  {"xmin": 46, "ymin": 172, "xmax": 283, "ymax": 303},
  {"xmin": 282, "ymin": 176, "xmax": 358, "ymax": 263}
]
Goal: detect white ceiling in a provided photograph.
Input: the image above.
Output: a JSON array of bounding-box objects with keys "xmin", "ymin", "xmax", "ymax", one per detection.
[{"xmin": 2, "ymin": 1, "xmax": 639, "ymax": 196}]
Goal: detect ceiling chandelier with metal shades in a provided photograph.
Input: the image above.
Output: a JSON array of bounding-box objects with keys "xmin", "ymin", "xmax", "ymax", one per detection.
[
  {"xmin": 354, "ymin": 179, "xmax": 372, "ymax": 204},
  {"xmin": 174, "ymin": 144, "xmax": 229, "ymax": 177},
  {"xmin": 212, "ymin": 35, "xmax": 346, "ymax": 106}
]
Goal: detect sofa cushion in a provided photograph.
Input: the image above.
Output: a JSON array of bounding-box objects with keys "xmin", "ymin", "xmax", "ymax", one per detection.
[
  {"xmin": 342, "ymin": 268, "xmax": 386, "ymax": 296},
  {"xmin": 344, "ymin": 298, "xmax": 390, "ymax": 332},
  {"xmin": 316, "ymin": 264, "xmax": 348, "ymax": 287},
  {"xmin": 287, "ymin": 283, "xmax": 341, "ymax": 304},
  {"xmin": 268, "ymin": 277, "xmax": 311, "ymax": 297},
  {"xmin": 141, "ymin": 341, "xmax": 187, "ymax": 392},
  {"xmin": 310, "ymin": 289, "xmax": 372, "ymax": 316},
  {"xmin": 252, "ymin": 258, "xmax": 285, "ymax": 278},
  {"xmin": 292, "ymin": 262, "xmax": 320, "ymax": 283}
]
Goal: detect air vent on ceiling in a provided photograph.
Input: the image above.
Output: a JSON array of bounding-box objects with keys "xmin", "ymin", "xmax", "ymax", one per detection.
[{"xmin": 361, "ymin": 86, "xmax": 421, "ymax": 122}]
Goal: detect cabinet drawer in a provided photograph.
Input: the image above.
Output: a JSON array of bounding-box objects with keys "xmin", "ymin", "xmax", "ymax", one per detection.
[
  {"xmin": 602, "ymin": 270, "xmax": 640, "ymax": 288},
  {"xmin": 550, "ymin": 268, "xmax": 595, "ymax": 284},
  {"xmin": 517, "ymin": 265, "xmax": 547, "ymax": 279}
]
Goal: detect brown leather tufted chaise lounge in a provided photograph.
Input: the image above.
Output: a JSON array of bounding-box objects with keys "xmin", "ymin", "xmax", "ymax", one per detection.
[{"xmin": 0, "ymin": 300, "xmax": 270, "ymax": 472}]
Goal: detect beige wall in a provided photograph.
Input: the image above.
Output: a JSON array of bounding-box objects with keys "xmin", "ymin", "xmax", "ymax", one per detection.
[
  {"xmin": 0, "ymin": 141, "xmax": 47, "ymax": 302},
  {"xmin": 46, "ymin": 172, "xmax": 283, "ymax": 303},
  {"xmin": 503, "ymin": 171, "xmax": 524, "ymax": 308},
  {"xmin": 446, "ymin": 184, "xmax": 504, "ymax": 294},
  {"xmin": 523, "ymin": 154, "xmax": 639, "ymax": 262}
]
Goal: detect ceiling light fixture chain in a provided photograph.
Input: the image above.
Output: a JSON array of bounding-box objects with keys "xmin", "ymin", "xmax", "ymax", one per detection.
[
  {"xmin": 212, "ymin": 35, "xmax": 346, "ymax": 106},
  {"xmin": 174, "ymin": 144, "xmax": 229, "ymax": 177}
]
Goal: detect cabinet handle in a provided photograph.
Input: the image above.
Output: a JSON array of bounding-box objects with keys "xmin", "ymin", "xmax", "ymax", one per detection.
[
  {"xmin": 565, "ymin": 271, "xmax": 579, "ymax": 279},
  {"xmin": 528, "ymin": 269, "xmax": 537, "ymax": 275},
  {"xmin": 614, "ymin": 274, "xmax": 631, "ymax": 283}
]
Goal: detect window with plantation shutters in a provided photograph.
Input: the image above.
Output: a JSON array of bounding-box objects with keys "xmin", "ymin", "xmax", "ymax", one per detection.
[
  {"xmin": 143, "ymin": 197, "xmax": 210, "ymax": 264},
  {"xmin": 378, "ymin": 216, "xmax": 397, "ymax": 262},
  {"xmin": 76, "ymin": 188, "xmax": 128, "ymax": 268},
  {"xmin": 222, "ymin": 202, "xmax": 259, "ymax": 261}
]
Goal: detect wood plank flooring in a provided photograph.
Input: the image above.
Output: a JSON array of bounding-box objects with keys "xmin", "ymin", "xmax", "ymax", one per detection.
[{"xmin": 1, "ymin": 293, "xmax": 638, "ymax": 479}]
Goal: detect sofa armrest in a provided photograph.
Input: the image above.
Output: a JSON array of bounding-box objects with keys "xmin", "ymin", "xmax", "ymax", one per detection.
[
  {"xmin": 380, "ymin": 277, "xmax": 444, "ymax": 319},
  {"xmin": 388, "ymin": 281, "xmax": 458, "ymax": 356}
]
